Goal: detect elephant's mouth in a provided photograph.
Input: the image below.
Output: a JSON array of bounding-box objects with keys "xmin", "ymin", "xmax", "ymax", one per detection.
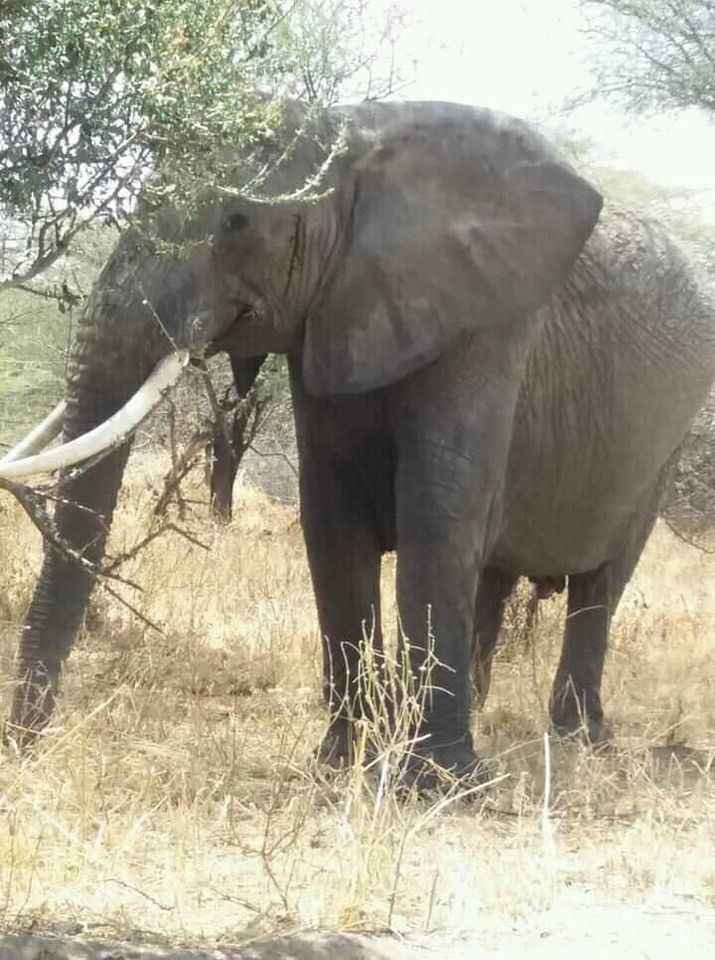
[
  {"xmin": 0, "ymin": 287, "xmax": 279, "ymax": 481},
  {"xmin": 235, "ymin": 302, "xmax": 260, "ymax": 324},
  {"xmin": 215, "ymin": 295, "xmax": 294, "ymax": 356},
  {"xmin": 1, "ymin": 291, "xmax": 283, "ymax": 482},
  {"xmin": 223, "ymin": 294, "xmax": 264, "ymax": 334}
]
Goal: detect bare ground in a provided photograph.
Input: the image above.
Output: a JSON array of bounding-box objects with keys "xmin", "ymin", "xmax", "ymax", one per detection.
[{"xmin": 0, "ymin": 457, "xmax": 714, "ymax": 957}]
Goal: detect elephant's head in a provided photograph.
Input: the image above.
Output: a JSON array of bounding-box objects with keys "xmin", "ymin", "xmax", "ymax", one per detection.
[
  {"xmin": 197, "ymin": 107, "xmax": 603, "ymax": 398},
  {"xmin": 1, "ymin": 100, "xmax": 602, "ymax": 742}
]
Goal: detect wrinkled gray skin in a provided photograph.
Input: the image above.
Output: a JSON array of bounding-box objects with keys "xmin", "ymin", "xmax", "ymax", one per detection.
[
  {"xmin": 8, "ymin": 101, "xmax": 715, "ymax": 784},
  {"xmin": 474, "ymin": 209, "xmax": 714, "ymax": 739}
]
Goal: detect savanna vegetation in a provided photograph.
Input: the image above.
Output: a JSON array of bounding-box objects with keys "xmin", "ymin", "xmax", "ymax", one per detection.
[
  {"xmin": 1, "ymin": 0, "xmax": 715, "ymax": 954},
  {"xmin": 0, "ymin": 470, "xmax": 714, "ymax": 945},
  {"xmin": 579, "ymin": 0, "xmax": 715, "ymax": 116}
]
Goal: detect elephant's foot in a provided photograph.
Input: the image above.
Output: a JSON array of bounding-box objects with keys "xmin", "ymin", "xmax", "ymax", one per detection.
[
  {"xmin": 400, "ymin": 734, "xmax": 491, "ymax": 797},
  {"xmin": 4, "ymin": 673, "xmax": 57, "ymax": 751},
  {"xmin": 550, "ymin": 688, "xmax": 611, "ymax": 746},
  {"xmin": 314, "ymin": 718, "xmax": 359, "ymax": 770},
  {"xmin": 552, "ymin": 716, "xmax": 612, "ymax": 748},
  {"xmin": 314, "ymin": 724, "xmax": 490, "ymax": 798}
]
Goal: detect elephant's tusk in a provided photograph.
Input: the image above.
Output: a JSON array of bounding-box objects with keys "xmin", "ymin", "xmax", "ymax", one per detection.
[
  {"xmin": 0, "ymin": 350, "xmax": 190, "ymax": 480},
  {"xmin": 0, "ymin": 400, "xmax": 67, "ymax": 464}
]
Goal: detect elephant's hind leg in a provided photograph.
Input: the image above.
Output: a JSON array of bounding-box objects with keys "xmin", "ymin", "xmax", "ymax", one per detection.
[
  {"xmin": 550, "ymin": 564, "xmax": 611, "ymax": 743},
  {"xmin": 551, "ymin": 474, "xmax": 665, "ymax": 743},
  {"xmin": 473, "ymin": 567, "xmax": 517, "ymax": 709}
]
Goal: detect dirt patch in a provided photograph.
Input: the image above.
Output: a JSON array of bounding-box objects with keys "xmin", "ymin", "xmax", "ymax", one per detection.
[{"xmin": 4, "ymin": 894, "xmax": 715, "ymax": 960}]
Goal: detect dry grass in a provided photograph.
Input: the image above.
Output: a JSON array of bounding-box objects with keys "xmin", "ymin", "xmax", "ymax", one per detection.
[{"xmin": 1, "ymin": 458, "xmax": 714, "ymax": 946}]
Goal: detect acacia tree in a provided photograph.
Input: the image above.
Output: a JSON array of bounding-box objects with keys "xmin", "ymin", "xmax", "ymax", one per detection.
[
  {"xmin": 272, "ymin": 0, "xmax": 408, "ymax": 103},
  {"xmin": 0, "ymin": 0, "xmax": 410, "ymax": 517},
  {"xmin": 0, "ymin": 0, "xmax": 407, "ymax": 297},
  {"xmin": 575, "ymin": 2, "xmax": 715, "ymax": 539},
  {"xmin": 0, "ymin": 0, "xmax": 290, "ymax": 294},
  {"xmin": 569, "ymin": 3, "xmax": 715, "ymax": 273},
  {"xmin": 579, "ymin": 0, "xmax": 715, "ymax": 113}
]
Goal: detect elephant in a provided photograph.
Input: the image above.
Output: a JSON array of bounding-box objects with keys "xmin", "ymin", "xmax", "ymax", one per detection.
[{"xmin": 2, "ymin": 99, "xmax": 715, "ymax": 788}]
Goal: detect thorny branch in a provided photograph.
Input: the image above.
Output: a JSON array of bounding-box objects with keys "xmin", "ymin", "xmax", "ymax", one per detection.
[
  {"xmin": 197, "ymin": 361, "xmax": 234, "ymax": 454},
  {"xmin": 0, "ymin": 476, "xmax": 141, "ymax": 593},
  {"xmin": 0, "ymin": 454, "xmax": 209, "ymax": 634},
  {"xmin": 153, "ymin": 426, "xmax": 213, "ymax": 518},
  {"xmin": 152, "ymin": 361, "xmax": 281, "ymax": 522}
]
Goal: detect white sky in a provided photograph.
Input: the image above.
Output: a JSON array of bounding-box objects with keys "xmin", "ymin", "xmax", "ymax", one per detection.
[{"xmin": 389, "ymin": 0, "xmax": 715, "ymax": 201}]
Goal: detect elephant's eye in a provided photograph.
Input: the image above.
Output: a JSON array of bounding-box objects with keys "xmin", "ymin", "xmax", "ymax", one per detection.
[{"xmin": 224, "ymin": 212, "xmax": 249, "ymax": 233}]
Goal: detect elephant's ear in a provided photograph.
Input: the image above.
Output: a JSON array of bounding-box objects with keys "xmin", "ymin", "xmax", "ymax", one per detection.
[{"xmin": 303, "ymin": 114, "xmax": 602, "ymax": 395}]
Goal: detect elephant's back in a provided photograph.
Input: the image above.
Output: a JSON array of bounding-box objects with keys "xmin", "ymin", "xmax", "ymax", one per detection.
[
  {"xmin": 491, "ymin": 205, "xmax": 715, "ymax": 576},
  {"xmin": 333, "ymin": 99, "xmax": 566, "ymax": 170}
]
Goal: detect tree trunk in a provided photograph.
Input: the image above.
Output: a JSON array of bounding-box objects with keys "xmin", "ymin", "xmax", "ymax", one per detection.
[
  {"xmin": 209, "ymin": 396, "xmax": 255, "ymax": 522},
  {"xmin": 209, "ymin": 353, "xmax": 266, "ymax": 523}
]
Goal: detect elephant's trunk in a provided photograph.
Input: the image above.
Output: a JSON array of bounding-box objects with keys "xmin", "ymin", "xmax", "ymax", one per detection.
[
  {"xmin": 10, "ymin": 446, "xmax": 131, "ymax": 741},
  {"xmin": 8, "ymin": 272, "xmax": 159, "ymax": 743},
  {"xmin": 6, "ymin": 227, "xmax": 222, "ymax": 743}
]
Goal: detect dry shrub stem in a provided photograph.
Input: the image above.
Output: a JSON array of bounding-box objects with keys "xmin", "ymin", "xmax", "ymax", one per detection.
[{"xmin": 0, "ymin": 468, "xmax": 208, "ymax": 635}]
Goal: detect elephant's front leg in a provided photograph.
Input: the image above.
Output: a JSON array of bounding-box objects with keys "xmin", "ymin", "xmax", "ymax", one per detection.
[
  {"xmin": 300, "ymin": 455, "xmax": 384, "ymax": 767},
  {"xmin": 394, "ymin": 436, "xmax": 500, "ymax": 784}
]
